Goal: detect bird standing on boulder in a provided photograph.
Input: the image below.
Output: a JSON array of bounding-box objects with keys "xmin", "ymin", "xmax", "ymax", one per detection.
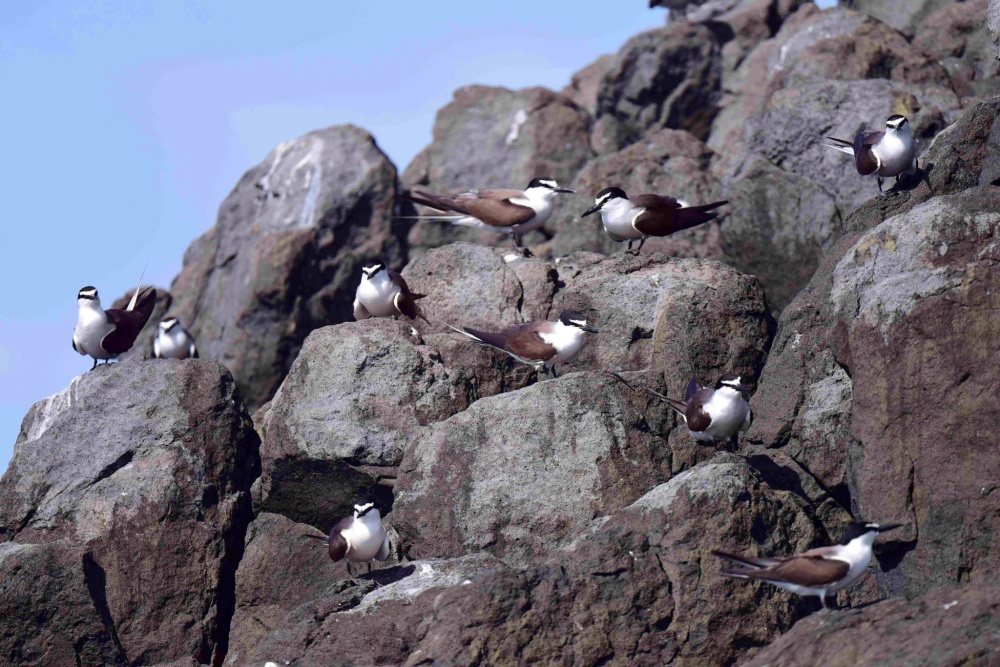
[
  {"xmin": 581, "ymin": 187, "xmax": 727, "ymax": 255},
  {"xmin": 650, "ymin": 374, "xmax": 752, "ymax": 446},
  {"xmin": 713, "ymin": 522, "xmax": 902, "ymax": 610},
  {"xmin": 401, "ymin": 177, "xmax": 575, "ymax": 248},
  {"xmin": 152, "ymin": 317, "xmax": 199, "ymax": 360},
  {"xmin": 307, "ymin": 502, "xmax": 391, "ymax": 583},
  {"xmin": 353, "ymin": 261, "xmax": 428, "ymax": 322},
  {"xmin": 72, "ymin": 280, "xmax": 157, "ymax": 370},
  {"xmin": 824, "ymin": 114, "xmax": 916, "ymax": 193},
  {"xmin": 444, "ymin": 310, "xmax": 599, "ymax": 378}
]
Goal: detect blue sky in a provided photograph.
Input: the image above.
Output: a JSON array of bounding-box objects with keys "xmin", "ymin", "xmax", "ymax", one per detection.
[{"xmin": 0, "ymin": 1, "xmax": 837, "ymax": 470}]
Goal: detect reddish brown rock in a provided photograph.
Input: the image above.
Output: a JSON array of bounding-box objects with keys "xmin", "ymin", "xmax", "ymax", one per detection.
[
  {"xmin": 168, "ymin": 125, "xmax": 404, "ymax": 410},
  {"xmin": 741, "ymin": 582, "xmax": 1000, "ymax": 667},
  {"xmin": 0, "ymin": 359, "xmax": 259, "ymax": 666}
]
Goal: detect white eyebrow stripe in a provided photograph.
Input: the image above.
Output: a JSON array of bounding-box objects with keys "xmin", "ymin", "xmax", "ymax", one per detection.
[{"xmin": 569, "ymin": 319, "xmax": 587, "ymax": 326}]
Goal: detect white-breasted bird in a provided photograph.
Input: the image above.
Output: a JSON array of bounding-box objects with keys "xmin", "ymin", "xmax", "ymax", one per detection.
[
  {"xmin": 401, "ymin": 177, "xmax": 575, "ymax": 247},
  {"xmin": 713, "ymin": 521, "xmax": 902, "ymax": 610},
  {"xmin": 445, "ymin": 309, "xmax": 599, "ymax": 378},
  {"xmin": 581, "ymin": 187, "xmax": 727, "ymax": 255},
  {"xmin": 72, "ymin": 281, "xmax": 157, "ymax": 370},
  {"xmin": 824, "ymin": 114, "xmax": 916, "ymax": 192},
  {"xmin": 353, "ymin": 260, "xmax": 428, "ymax": 322},
  {"xmin": 152, "ymin": 317, "xmax": 198, "ymax": 360},
  {"xmin": 651, "ymin": 374, "xmax": 752, "ymax": 446},
  {"xmin": 306, "ymin": 502, "xmax": 391, "ymax": 582}
]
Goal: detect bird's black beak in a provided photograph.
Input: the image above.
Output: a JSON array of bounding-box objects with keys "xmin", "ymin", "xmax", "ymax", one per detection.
[
  {"xmin": 876, "ymin": 523, "xmax": 902, "ymax": 533},
  {"xmin": 555, "ymin": 187, "xmax": 576, "ymax": 194},
  {"xmin": 581, "ymin": 324, "xmax": 600, "ymax": 333},
  {"xmin": 581, "ymin": 203, "xmax": 601, "ymax": 217}
]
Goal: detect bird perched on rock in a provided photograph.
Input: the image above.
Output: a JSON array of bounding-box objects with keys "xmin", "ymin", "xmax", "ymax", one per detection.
[
  {"xmin": 581, "ymin": 187, "xmax": 727, "ymax": 255},
  {"xmin": 401, "ymin": 177, "xmax": 575, "ymax": 248},
  {"xmin": 306, "ymin": 502, "xmax": 391, "ymax": 583},
  {"xmin": 650, "ymin": 374, "xmax": 751, "ymax": 446},
  {"xmin": 824, "ymin": 115, "xmax": 916, "ymax": 193},
  {"xmin": 152, "ymin": 317, "xmax": 198, "ymax": 360},
  {"xmin": 713, "ymin": 521, "xmax": 902, "ymax": 610},
  {"xmin": 73, "ymin": 281, "xmax": 157, "ymax": 370},
  {"xmin": 353, "ymin": 260, "xmax": 428, "ymax": 322},
  {"xmin": 444, "ymin": 310, "xmax": 598, "ymax": 378}
]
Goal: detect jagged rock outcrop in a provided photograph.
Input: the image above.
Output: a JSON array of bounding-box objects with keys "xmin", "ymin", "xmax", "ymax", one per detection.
[
  {"xmin": 747, "ymin": 97, "xmax": 1000, "ymax": 601},
  {"xmin": 741, "ymin": 581, "xmax": 1000, "ymax": 666},
  {"xmin": 403, "ymin": 86, "xmax": 594, "ymax": 253},
  {"xmin": 168, "ymin": 125, "xmax": 405, "ymax": 411},
  {"xmin": 0, "ymin": 360, "xmax": 260, "ymax": 666},
  {"xmin": 246, "ymin": 455, "xmax": 823, "ymax": 666}
]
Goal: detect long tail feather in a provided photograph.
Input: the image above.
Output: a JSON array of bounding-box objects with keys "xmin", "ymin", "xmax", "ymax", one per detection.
[
  {"xmin": 126, "ymin": 263, "xmax": 148, "ymax": 311},
  {"xmin": 675, "ymin": 200, "xmax": 728, "ymax": 231},
  {"xmin": 711, "ymin": 549, "xmax": 777, "ymax": 569}
]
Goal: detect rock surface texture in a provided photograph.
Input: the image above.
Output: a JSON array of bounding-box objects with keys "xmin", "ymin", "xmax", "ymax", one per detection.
[
  {"xmin": 168, "ymin": 125, "xmax": 404, "ymax": 410},
  {"xmin": 7, "ymin": 3, "xmax": 1000, "ymax": 665}
]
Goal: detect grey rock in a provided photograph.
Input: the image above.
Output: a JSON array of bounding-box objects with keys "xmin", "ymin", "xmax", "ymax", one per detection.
[
  {"xmin": 595, "ymin": 22, "xmax": 724, "ymax": 147},
  {"xmin": 552, "ymin": 128, "xmax": 724, "ymax": 259},
  {"xmin": 249, "ymin": 455, "xmax": 819, "ymax": 666},
  {"xmin": 562, "ymin": 54, "xmax": 615, "ymax": 115},
  {"xmin": 846, "ymin": 0, "xmax": 955, "ymax": 37},
  {"xmin": 392, "ymin": 371, "xmax": 674, "ymax": 567},
  {"xmin": 551, "ymin": 253, "xmax": 774, "ymax": 387},
  {"xmin": 0, "ymin": 359, "xmax": 259, "ymax": 665},
  {"xmin": 168, "ymin": 125, "xmax": 404, "ymax": 410},
  {"xmin": 402, "ymin": 86, "xmax": 594, "ymax": 254}
]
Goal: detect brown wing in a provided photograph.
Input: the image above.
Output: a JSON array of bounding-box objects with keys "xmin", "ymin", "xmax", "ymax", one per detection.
[
  {"xmin": 854, "ymin": 130, "xmax": 884, "ymax": 176},
  {"xmin": 388, "ymin": 271, "xmax": 425, "ymax": 300},
  {"xmin": 749, "ymin": 554, "xmax": 850, "ymax": 587},
  {"xmin": 100, "ymin": 288, "xmax": 156, "ymax": 355},
  {"xmin": 326, "ymin": 516, "xmax": 354, "ymax": 562},
  {"xmin": 463, "ymin": 323, "xmax": 557, "ymax": 362},
  {"xmin": 685, "ymin": 387, "xmax": 716, "ymax": 432},
  {"xmin": 455, "ymin": 192, "xmax": 536, "ymax": 228}
]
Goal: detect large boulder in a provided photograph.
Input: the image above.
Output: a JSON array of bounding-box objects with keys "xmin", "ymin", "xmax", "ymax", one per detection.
[
  {"xmin": 392, "ymin": 371, "xmax": 675, "ymax": 567},
  {"xmin": 552, "ymin": 129, "xmax": 724, "ymax": 259},
  {"xmin": 402, "ymin": 86, "xmax": 594, "ymax": 253},
  {"xmin": 246, "ymin": 455, "xmax": 822, "ymax": 666},
  {"xmin": 551, "ymin": 253, "xmax": 774, "ymax": 384},
  {"xmin": 594, "ymin": 22, "xmax": 725, "ymax": 150},
  {"xmin": 742, "ymin": 580, "xmax": 1000, "ymax": 666},
  {"xmin": 746, "ymin": 101, "xmax": 1000, "ymax": 601},
  {"xmin": 168, "ymin": 125, "xmax": 404, "ymax": 410},
  {"xmin": 0, "ymin": 359, "xmax": 260, "ymax": 666}
]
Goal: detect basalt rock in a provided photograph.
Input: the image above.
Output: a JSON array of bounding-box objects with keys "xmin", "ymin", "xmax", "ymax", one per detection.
[
  {"xmin": 0, "ymin": 359, "xmax": 259, "ymax": 666},
  {"xmin": 168, "ymin": 125, "xmax": 404, "ymax": 411}
]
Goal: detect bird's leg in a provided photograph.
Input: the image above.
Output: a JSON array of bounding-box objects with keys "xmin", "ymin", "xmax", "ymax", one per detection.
[
  {"xmin": 511, "ymin": 233, "xmax": 523, "ymax": 249},
  {"xmin": 91, "ymin": 358, "xmax": 98, "ymax": 370},
  {"xmin": 346, "ymin": 561, "xmax": 359, "ymax": 586},
  {"xmin": 550, "ymin": 365, "xmax": 559, "ymax": 379},
  {"xmin": 626, "ymin": 240, "xmax": 633, "ymax": 254},
  {"xmin": 635, "ymin": 237, "xmax": 647, "ymax": 255},
  {"xmin": 878, "ymin": 177, "xmax": 884, "ymax": 193}
]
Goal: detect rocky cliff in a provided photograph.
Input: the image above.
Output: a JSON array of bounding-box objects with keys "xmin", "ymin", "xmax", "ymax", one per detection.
[{"xmin": 4, "ymin": 0, "xmax": 1000, "ymax": 665}]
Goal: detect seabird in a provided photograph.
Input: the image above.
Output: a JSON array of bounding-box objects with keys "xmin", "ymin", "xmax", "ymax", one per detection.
[
  {"xmin": 651, "ymin": 374, "xmax": 752, "ymax": 446},
  {"xmin": 72, "ymin": 280, "xmax": 157, "ymax": 370},
  {"xmin": 444, "ymin": 309, "xmax": 598, "ymax": 378},
  {"xmin": 353, "ymin": 260, "xmax": 428, "ymax": 322},
  {"xmin": 306, "ymin": 502, "xmax": 391, "ymax": 582},
  {"xmin": 824, "ymin": 114, "xmax": 916, "ymax": 192},
  {"xmin": 580, "ymin": 187, "xmax": 728, "ymax": 255},
  {"xmin": 713, "ymin": 522, "xmax": 902, "ymax": 609},
  {"xmin": 401, "ymin": 177, "xmax": 575, "ymax": 247},
  {"xmin": 152, "ymin": 317, "xmax": 198, "ymax": 360}
]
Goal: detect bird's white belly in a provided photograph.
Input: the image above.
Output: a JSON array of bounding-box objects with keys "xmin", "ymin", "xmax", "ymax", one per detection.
[
  {"xmin": 157, "ymin": 332, "xmax": 191, "ymax": 359},
  {"xmin": 539, "ymin": 327, "xmax": 587, "ymax": 367},
  {"xmin": 345, "ymin": 522, "xmax": 387, "ymax": 562},
  {"xmin": 875, "ymin": 134, "xmax": 915, "ymax": 177},
  {"xmin": 601, "ymin": 209, "xmax": 643, "ymax": 241},
  {"xmin": 74, "ymin": 310, "xmax": 114, "ymax": 359},
  {"xmin": 692, "ymin": 394, "xmax": 749, "ymax": 440},
  {"xmin": 357, "ymin": 278, "xmax": 400, "ymax": 317}
]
